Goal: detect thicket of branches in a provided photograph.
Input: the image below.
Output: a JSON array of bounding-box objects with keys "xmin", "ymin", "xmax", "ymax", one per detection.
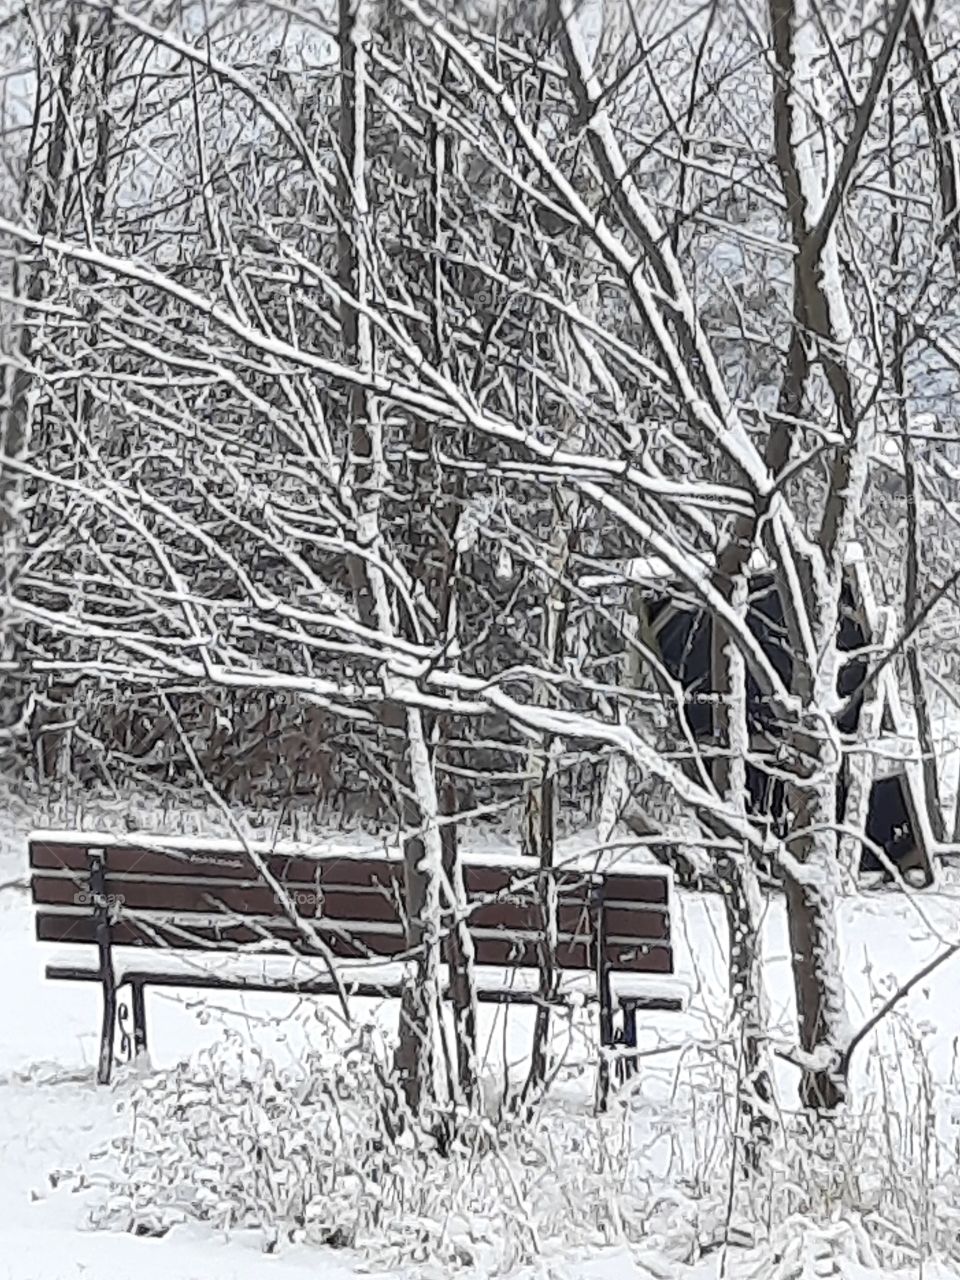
[{"xmin": 4, "ymin": 0, "xmax": 960, "ymax": 1133}]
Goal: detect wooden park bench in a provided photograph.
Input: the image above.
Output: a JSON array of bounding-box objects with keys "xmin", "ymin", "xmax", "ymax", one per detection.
[{"xmin": 29, "ymin": 830, "xmax": 683, "ymax": 1098}]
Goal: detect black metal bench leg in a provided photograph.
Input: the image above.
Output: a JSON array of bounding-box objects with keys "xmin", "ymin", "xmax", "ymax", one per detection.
[
  {"xmin": 596, "ymin": 971, "xmax": 614, "ymax": 1111},
  {"xmin": 596, "ymin": 1009, "xmax": 611, "ymax": 1112},
  {"xmin": 97, "ymin": 971, "xmax": 117, "ymax": 1085},
  {"xmin": 620, "ymin": 1001, "xmax": 639, "ymax": 1081},
  {"xmin": 91, "ymin": 850, "xmax": 118, "ymax": 1086},
  {"xmin": 594, "ymin": 881, "xmax": 613, "ymax": 1113},
  {"xmin": 131, "ymin": 982, "xmax": 148, "ymax": 1059}
]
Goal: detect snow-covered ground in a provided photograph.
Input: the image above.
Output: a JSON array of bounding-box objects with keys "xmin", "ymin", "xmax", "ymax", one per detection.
[{"xmin": 4, "ymin": 796, "xmax": 960, "ymax": 1278}]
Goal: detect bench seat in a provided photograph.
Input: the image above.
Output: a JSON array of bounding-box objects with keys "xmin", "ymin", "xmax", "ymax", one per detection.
[{"xmin": 43, "ymin": 946, "xmax": 688, "ymax": 1007}]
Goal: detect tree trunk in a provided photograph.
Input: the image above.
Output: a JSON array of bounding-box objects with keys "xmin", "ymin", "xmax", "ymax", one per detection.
[
  {"xmin": 422, "ymin": 59, "xmax": 477, "ymax": 1109},
  {"xmin": 522, "ymin": 485, "xmax": 579, "ymax": 1104},
  {"xmin": 2, "ymin": 10, "xmax": 86, "ymax": 746},
  {"xmin": 766, "ymin": 0, "xmax": 910, "ymax": 1111},
  {"xmin": 781, "ymin": 713, "xmax": 849, "ymax": 1110},
  {"xmin": 336, "ymin": 0, "xmax": 446, "ymax": 1125},
  {"xmin": 710, "ymin": 575, "xmax": 773, "ymax": 1170}
]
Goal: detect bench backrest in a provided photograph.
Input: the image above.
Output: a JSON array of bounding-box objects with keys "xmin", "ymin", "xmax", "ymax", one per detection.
[{"xmin": 29, "ymin": 834, "xmax": 673, "ymax": 976}]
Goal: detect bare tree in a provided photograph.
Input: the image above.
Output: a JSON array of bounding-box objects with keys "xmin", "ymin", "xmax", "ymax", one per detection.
[
  {"xmin": 2, "ymin": 6, "xmax": 89, "ymax": 752},
  {"xmin": 336, "ymin": 0, "xmax": 461, "ymax": 1125},
  {"xmin": 5, "ymin": 0, "xmax": 960, "ymax": 1127}
]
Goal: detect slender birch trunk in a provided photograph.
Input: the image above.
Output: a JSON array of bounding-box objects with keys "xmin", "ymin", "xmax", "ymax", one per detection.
[
  {"xmin": 522, "ymin": 479, "xmax": 579, "ymax": 1103},
  {"xmin": 421, "ymin": 53, "xmax": 477, "ymax": 1108},
  {"xmin": 337, "ymin": 0, "xmax": 446, "ymax": 1124}
]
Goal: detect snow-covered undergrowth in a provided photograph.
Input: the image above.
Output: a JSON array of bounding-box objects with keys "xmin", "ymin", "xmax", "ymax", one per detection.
[
  {"xmin": 738, "ymin": 1013, "xmax": 960, "ymax": 1276},
  {"xmin": 59, "ymin": 1009, "xmax": 960, "ymax": 1278},
  {"xmin": 75, "ymin": 1023, "xmax": 690, "ymax": 1273}
]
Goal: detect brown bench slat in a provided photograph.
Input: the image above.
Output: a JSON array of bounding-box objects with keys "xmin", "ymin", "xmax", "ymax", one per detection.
[
  {"xmin": 36, "ymin": 912, "xmax": 410, "ymax": 956},
  {"xmin": 31, "ymin": 877, "xmax": 322, "ymax": 919},
  {"xmin": 30, "ymin": 869, "xmax": 594, "ymax": 912},
  {"xmin": 32, "ymin": 870, "xmax": 325, "ymax": 894},
  {"xmin": 31, "ymin": 843, "xmax": 411, "ymax": 889},
  {"xmin": 30, "ymin": 841, "xmax": 598, "ymax": 901},
  {"xmin": 35, "ymin": 909, "xmax": 666, "ymax": 972},
  {"xmin": 30, "ymin": 876, "xmax": 616, "ymax": 936},
  {"xmin": 32, "ymin": 841, "xmax": 254, "ymax": 879},
  {"xmin": 34, "ymin": 906, "xmax": 594, "ymax": 948},
  {"xmin": 35, "ymin": 911, "xmax": 602, "ymax": 969},
  {"xmin": 30, "ymin": 875, "xmax": 599, "ymax": 926}
]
